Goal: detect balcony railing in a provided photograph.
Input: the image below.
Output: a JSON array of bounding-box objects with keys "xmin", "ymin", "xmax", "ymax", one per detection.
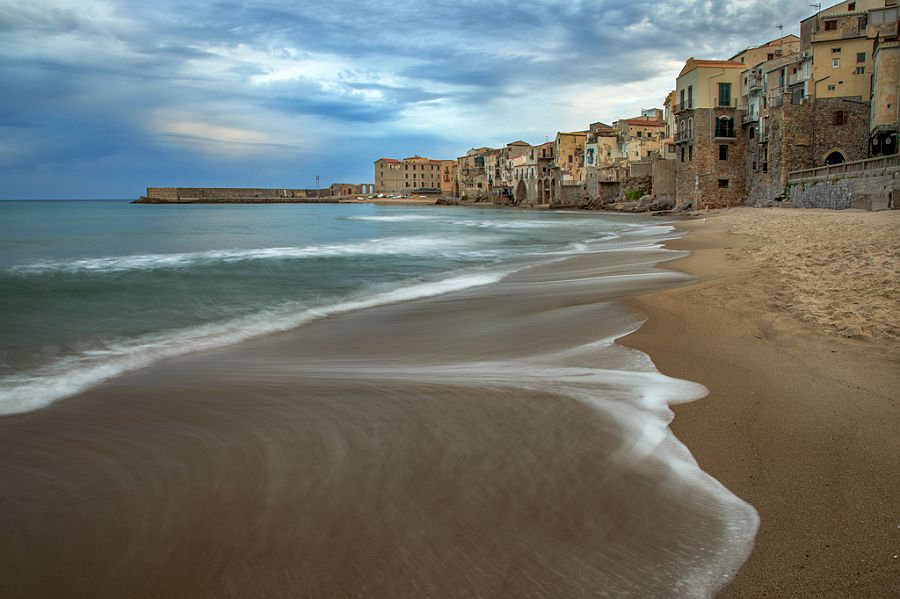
[
  {"xmin": 788, "ymin": 154, "xmax": 900, "ymax": 182},
  {"xmin": 675, "ymin": 102, "xmax": 693, "ymax": 113},
  {"xmin": 742, "ymin": 113, "xmax": 759, "ymax": 125},
  {"xmin": 714, "ymin": 124, "xmax": 736, "ymax": 138}
]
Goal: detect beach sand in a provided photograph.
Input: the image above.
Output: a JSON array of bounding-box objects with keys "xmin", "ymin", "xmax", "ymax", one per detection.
[{"xmin": 623, "ymin": 207, "xmax": 900, "ymax": 597}]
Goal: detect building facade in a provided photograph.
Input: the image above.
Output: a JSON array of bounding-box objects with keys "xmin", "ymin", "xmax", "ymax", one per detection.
[
  {"xmin": 374, "ymin": 156, "xmax": 445, "ymax": 194},
  {"xmin": 674, "ymin": 58, "xmax": 748, "ymax": 209}
]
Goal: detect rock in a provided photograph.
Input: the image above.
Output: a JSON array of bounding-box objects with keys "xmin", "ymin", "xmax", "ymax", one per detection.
[{"xmin": 648, "ymin": 196, "xmax": 675, "ymax": 211}]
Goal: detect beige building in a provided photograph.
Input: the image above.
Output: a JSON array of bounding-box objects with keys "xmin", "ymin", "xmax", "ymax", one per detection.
[
  {"xmin": 799, "ymin": 1, "xmax": 882, "ymax": 100},
  {"xmin": 869, "ymin": 4, "xmax": 900, "ymax": 155},
  {"xmin": 374, "ymin": 155, "xmax": 445, "ymax": 194},
  {"xmin": 440, "ymin": 160, "xmax": 458, "ymax": 196},
  {"xmin": 553, "ymin": 131, "xmax": 587, "ymax": 182}
]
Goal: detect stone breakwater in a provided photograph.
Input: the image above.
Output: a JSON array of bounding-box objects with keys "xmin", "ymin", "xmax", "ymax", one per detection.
[{"xmin": 134, "ymin": 187, "xmax": 345, "ymax": 204}]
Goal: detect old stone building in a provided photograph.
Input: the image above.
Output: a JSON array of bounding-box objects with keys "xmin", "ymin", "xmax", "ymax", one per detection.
[
  {"xmin": 584, "ymin": 122, "xmax": 623, "ymax": 204},
  {"xmin": 457, "ymin": 147, "xmax": 492, "ymax": 201},
  {"xmin": 553, "ymin": 132, "xmax": 587, "ymax": 183},
  {"xmin": 674, "ymin": 58, "xmax": 748, "ymax": 209},
  {"xmin": 374, "ymin": 156, "xmax": 445, "ymax": 194},
  {"xmin": 614, "ymin": 116, "xmax": 666, "ymax": 161}
]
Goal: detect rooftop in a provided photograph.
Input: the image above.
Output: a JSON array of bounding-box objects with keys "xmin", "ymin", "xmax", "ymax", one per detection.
[{"xmin": 679, "ymin": 58, "xmax": 746, "ymax": 77}]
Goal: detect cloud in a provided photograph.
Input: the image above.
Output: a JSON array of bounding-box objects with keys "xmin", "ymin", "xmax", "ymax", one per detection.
[{"xmin": 1, "ymin": 0, "xmax": 816, "ymax": 198}]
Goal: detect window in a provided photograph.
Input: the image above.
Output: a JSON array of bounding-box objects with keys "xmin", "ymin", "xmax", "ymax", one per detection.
[
  {"xmin": 828, "ymin": 84, "xmax": 836, "ymax": 91},
  {"xmin": 719, "ymin": 145, "xmax": 728, "ymax": 160},
  {"xmin": 718, "ymin": 179, "xmax": 729, "ymax": 188},
  {"xmin": 688, "ymin": 145, "xmax": 693, "ymax": 161},
  {"xmin": 637, "ymin": 131, "xmax": 642, "ymax": 138},
  {"xmin": 715, "ymin": 116, "xmax": 734, "ymax": 138},
  {"xmin": 856, "ymin": 66, "xmax": 865, "ymax": 74},
  {"xmin": 687, "ymin": 85, "xmax": 694, "ymax": 109},
  {"xmin": 848, "ymin": 1, "xmax": 855, "ymax": 9},
  {"xmin": 718, "ymin": 82, "xmax": 732, "ymax": 106},
  {"xmin": 832, "ymin": 58, "xmax": 840, "ymax": 68},
  {"xmin": 749, "ymin": 126, "xmax": 756, "ymax": 140},
  {"xmin": 680, "ymin": 147, "xmax": 685, "ymax": 162},
  {"xmin": 824, "ymin": 20, "xmax": 837, "ymax": 30},
  {"xmin": 679, "ymin": 89, "xmax": 685, "ymax": 110},
  {"xmin": 832, "ymin": 47, "xmax": 841, "ymax": 53},
  {"xmin": 857, "ymin": 52, "xmax": 866, "ymax": 63},
  {"xmin": 833, "ymin": 110, "xmax": 846, "ymax": 125}
]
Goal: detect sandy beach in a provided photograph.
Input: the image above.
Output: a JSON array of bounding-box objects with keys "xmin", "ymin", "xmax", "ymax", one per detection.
[
  {"xmin": 0, "ymin": 205, "xmax": 897, "ymax": 597},
  {"xmin": 623, "ymin": 207, "xmax": 900, "ymax": 597}
]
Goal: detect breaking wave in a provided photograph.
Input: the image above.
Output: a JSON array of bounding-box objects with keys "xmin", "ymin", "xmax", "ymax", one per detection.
[
  {"xmin": 0, "ymin": 270, "xmax": 511, "ymax": 416},
  {"xmin": 8, "ymin": 236, "xmax": 464, "ymax": 275}
]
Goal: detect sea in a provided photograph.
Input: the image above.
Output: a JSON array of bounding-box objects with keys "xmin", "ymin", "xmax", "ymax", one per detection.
[
  {"xmin": 0, "ymin": 200, "xmax": 758, "ymax": 597},
  {"xmin": 0, "ymin": 200, "xmax": 675, "ymax": 415}
]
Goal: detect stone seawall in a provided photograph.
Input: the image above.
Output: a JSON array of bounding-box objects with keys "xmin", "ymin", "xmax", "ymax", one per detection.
[{"xmin": 787, "ymin": 172, "xmax": 899, "ymax": 210}]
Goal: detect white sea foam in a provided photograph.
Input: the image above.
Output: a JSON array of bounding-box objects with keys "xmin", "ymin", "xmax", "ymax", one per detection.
[
  {"xmin": 9, "ymin": 236, "xmax": 463, "ymax": 274},
  {"xmin": 345, "ymin": 215, "xmax": 437, "ymax": 222},
  {"xmin": 0, "ymin": 271, "xmax": 511, "ymax": 416},
  {"xmin": 452, "ymin": 219, "xmax": 595, "ymax": 229}
]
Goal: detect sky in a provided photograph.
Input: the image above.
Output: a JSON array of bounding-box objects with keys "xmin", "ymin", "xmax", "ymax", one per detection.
[{"xmin": 1, "ymin": 0, "xmax": 814, "ymax": 199}]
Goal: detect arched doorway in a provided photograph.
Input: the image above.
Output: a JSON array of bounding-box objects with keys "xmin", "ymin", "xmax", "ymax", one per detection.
[
  {"xmin": 825, "ymin": 151, "xmax": 845, "ymax": 166},
  {"xmin": 514, "ymin": 179, "xmax": 527, "ymax": 205}
]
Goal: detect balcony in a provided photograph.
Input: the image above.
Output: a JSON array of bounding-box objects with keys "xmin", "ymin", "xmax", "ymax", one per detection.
[
  {"xmin": 748, "ymin": 74, "xmax": 764, "ymax": 92},
  {"xmin": 675, "ymin": 102, "xmax": 693, "ymax": 113},
  {"xmin": 812, "ymin": 26, "xmax": 864, "ymax": 43},
  {"xmin": 714, "ymin": 124, "xmax": 736, "ymax": 139},
  {"xmin": 742, "ymin": 113, "xmax": 759, "ymax": 125}
]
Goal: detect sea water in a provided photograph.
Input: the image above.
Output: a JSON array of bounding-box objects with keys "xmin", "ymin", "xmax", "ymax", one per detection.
[{"xmin": 1, "ymin": 200, "xmax": 668, "ymax": 415}]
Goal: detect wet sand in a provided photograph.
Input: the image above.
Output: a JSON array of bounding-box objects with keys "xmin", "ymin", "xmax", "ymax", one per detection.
[
  {"xmin": 0, "ymin": 236, "xmax": 758, "ymax": 598},
  {"xmin": 623, "ymin": 207, "xmax": 900, "ymax": 598}
]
